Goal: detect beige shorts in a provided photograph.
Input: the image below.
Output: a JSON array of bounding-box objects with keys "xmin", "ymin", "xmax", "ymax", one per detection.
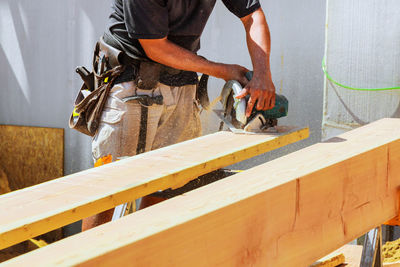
[{"xmin": 92, "ymin": 81, "xmax": 202, "ymax": 163}]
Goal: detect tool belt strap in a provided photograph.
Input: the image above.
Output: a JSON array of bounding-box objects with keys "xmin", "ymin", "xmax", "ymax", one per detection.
[{"xmin": 102, "ymin": 33, "xmax": 198, "ymax": 88}]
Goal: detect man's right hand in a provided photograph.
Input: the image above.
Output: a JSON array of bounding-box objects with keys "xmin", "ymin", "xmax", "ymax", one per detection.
[{"xmin": 235, "ymin": 73, "xmax": 276, "ymax": 117}]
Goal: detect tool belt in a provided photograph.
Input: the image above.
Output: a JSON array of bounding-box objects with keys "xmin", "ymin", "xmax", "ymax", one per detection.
[
  {"xmin": 69, "ymin": 36, "xmax": 177, "ymax": 137},
  {"xmin": 70, "ymin": 36, "xmax": 210, "ymax": 136},
  {"xmin": 69, "ymin": 37, "xmax": 127, "ymax": 136}
]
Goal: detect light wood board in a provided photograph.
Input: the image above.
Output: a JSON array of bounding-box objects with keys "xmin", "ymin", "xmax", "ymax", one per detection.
[
  {"xmin": 311, "ymin": 244, "xmax": 362, "ymax": 267},
  {"xmin": 385, "ymin": 262, "xmax": 400, "ymax": 267},
  {"xmin": 310, "ymin": 251, "xmax": 344, "ymax": 267},
  {"xmin": 2, "ymin": 118, "xmax": 399, "ymax": 266},
  {"xmin": 338, "ymin": 245, "xmax": 363, "ymax": 267},
  {"xmin": 0, "ymin": 127, "xmax": 308, "ymax": 249},
  {"xmin": 0, "ymin": 125, "xmax": 64, "ymax": 190}
]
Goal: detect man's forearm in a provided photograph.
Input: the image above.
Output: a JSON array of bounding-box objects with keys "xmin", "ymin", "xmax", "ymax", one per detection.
[
  {"xmin": 241, "ymin": 8, "xmax": 272, "ymax": 81},
  {"xmin": 139, "ymin": 38, "xmax": 248, "ymax": 84},
  {"xmin": 236, "ymin": 8, "xmax": 276, "ymax": 114}
]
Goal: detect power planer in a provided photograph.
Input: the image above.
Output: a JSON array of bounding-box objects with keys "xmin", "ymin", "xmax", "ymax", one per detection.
[{"xmin": 213, "ymin": 71, "xmax": 289, "ymax": 134}]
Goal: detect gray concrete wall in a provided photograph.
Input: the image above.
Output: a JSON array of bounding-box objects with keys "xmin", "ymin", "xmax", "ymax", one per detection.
[
  {"xmin": 0, "ymin": 0, "xmax": 326, "ymax": 175},
  {"xmin": 323, "ymin": 0, "xmax": 400, "ymax": 140}
]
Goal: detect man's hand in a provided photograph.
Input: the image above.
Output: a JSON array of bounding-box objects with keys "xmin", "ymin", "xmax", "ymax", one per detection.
[
  {"xmin": 220, "ymin": 64, "xmax": 249, "ymax": 86},
  {"xmin": 235, "ymin": 74, "xmax": 275, "ymax": 117}
]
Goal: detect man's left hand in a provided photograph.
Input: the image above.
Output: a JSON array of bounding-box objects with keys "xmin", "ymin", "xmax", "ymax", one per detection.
[{"xmin": 235, "ymin": 75, "xmax": 276, "ymax": 117}]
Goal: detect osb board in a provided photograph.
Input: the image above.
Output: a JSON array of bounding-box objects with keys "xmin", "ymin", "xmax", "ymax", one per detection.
[
  {"xmin": 0, "ymin": 125, "xmax": 63, "ymax": 190},
  {"xmin": 0, "ymin": 166, "xmax": 11, "ymax": 194},
  {"xmin": 383, "ymin": 237, "xmax": 400, "ymax": 266}
]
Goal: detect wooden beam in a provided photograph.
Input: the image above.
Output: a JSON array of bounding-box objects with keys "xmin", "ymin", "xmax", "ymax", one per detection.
[
  {"xmin": 0, "ymin": 127, "xmax": 308, "ymax": 249},
  {"xmin": 3, "ymin": 118, "xmax": 399, "ymax": 267}
]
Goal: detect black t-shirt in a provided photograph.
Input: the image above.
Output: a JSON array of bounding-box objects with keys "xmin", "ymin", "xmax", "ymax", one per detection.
[{"xmin": 106, "ymin": 0, "xmax": 261, "ymax": 61}]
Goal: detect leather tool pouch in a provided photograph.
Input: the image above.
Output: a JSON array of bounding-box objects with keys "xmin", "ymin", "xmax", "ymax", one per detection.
[
  {"xmin": 136, "ymin": 61, "xmax": 161, "ymax": 90},
  {"xmin": 69, "ymin": 38, "xmax": 125, "ymax": 136},
  {"xmin": 135, "ymin": 61, "xmax": 185, "ymax": 90},
  {"xmin": 196, "ymin": 74, "xmax": 210, "ymax": 110}
]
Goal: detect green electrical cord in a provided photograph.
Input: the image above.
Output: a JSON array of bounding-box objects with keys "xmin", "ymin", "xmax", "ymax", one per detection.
[{"xmin": 322, "ymin": 57, "xmax": 400, "ymax": 91}]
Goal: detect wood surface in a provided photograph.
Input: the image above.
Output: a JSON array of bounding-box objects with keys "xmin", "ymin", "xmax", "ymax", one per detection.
[
  {"xmin": 0, "ymin": 127, "xmax": 308, "ymax": 250},
  {"xmin": 310, "ymin": 251, "xmax": 344, "ymax": 267},
  {"xmin": 0, "ymin": 167, "xmax": 11, "ymax": 194},
  {"xmin": 311, "ymin": 245, "xmax": 362, "ymax": 267},
  {"xmin": 338, "ymin": 245, "xmax": 363, "ymax": 267},
  {"xmin": 2, "ymin": 118, "xmax": 399, "ymax": 266},
  {"xmin": 0, "ymin": 125, "xmax": 64, "ymax": 190}
]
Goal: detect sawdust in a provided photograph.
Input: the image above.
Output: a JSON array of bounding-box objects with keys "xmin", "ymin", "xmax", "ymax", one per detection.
[
  {"xmin": 383, "ymin": 239, "xmax": 400, "ymax": 263},
  {"xmin": 208, "ymin": 95, "xmax": 222, "ymax": 111}
]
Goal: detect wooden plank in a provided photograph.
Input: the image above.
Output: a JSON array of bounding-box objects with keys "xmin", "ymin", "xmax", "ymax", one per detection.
[
  {"xmin": 385, "ymin": 263, "xmax": 400, "ymax": 267},
  {"xmin": 2, "ymin": 118, "xmax": 398, "ymax": 267},
  {"xmin": 338, "ymin": 245, "xmax": 363, "ymax": 267},
  {"xmin": 310, "ymin": 251, "xmax": 345, "ymax": 267},
  {"xmin": 0, "ymin": 127, "xmax": 308, "ymax": 249},
  {"xmin": 310, "ymin": 251, "xmax": 344, "ymax": 267},
  {"xmin": 311, "ymin": 245, "xmax": 362, "ymax": 267},
  {"xmin": 0, "ymin": 125, "xmax": 64, "ymax": 190}
]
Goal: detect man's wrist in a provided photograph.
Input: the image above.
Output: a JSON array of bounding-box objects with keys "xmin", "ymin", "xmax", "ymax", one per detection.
[
  {"xmin": 252, "ymin": 68, "xmax": 272, "ymax": 81},
  {"xmin": 203, "ymin": 62, "xmax": 229, "ymax": 80}
]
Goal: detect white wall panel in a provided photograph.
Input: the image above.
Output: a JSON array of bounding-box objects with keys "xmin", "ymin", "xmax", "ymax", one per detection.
[{"xmin": 323, "ymin": 0, "xmax": 400, "ymax": 140}]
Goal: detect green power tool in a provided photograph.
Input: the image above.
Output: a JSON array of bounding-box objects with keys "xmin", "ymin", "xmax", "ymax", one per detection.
[{"xmin": 214, "ymin": 71, "xmax": 289, "ymax": 134}]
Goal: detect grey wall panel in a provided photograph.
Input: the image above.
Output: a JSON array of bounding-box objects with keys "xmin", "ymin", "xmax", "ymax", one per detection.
[
  {"xmin": 0, "ymin": 0, "xmax": 110, "ymax": 174},
  {"xmin": 323, "ymin": 0, "xmax": 400, "ymax": 140}
]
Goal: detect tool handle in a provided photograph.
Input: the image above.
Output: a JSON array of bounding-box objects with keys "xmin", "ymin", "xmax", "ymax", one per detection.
[
  {"xmin": 76, "ymin": 66, "xmax": 94, "ymax": 91},
  {"xmin": 245, "ymin": 71, "xmax": 253, "ymax": 81}
]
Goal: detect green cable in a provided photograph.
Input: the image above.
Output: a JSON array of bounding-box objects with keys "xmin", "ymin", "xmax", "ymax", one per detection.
[{"xmin": 322, "ymin": 57, "xmax": 400, "ymax": 91}]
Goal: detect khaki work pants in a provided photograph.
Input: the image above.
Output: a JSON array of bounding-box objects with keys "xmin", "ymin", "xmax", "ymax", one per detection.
[{"xmin": 92, "ymin": 81, "xmax": 202, "ymax": 163}]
